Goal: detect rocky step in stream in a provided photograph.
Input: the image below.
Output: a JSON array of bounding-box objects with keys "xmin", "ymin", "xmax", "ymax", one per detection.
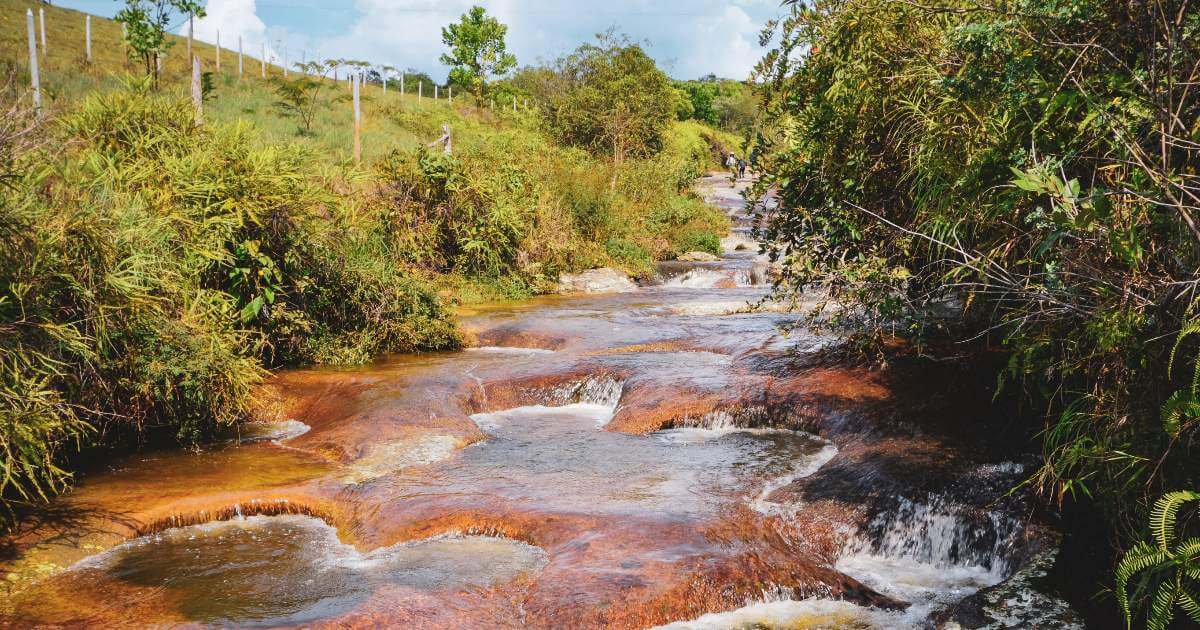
[{"xmin": 0, "ymin": 173, "xmax": 1077, "ymax": 629}]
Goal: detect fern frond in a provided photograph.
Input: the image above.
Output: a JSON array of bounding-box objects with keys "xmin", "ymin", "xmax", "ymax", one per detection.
[
  {"xmin": 1168, "ymin": 317, "xmax": 1200, "ymax": 384},
  {"xmin": 1161, "ymin": 390, "xmax": 1200, "ymax": 438},
  {"xmin": 1174, "ymin": 537, "xmax": 1200, "ymax": 561},
  {"xmin": 1117, "ymin": 541, "xmax": 1168, "ymax": 622},
  {"xmin": 1178, "ymin": 587, "xmax": 1200, "ymax": 623},
  {"xmin": 1148, "ymin": 582, "xmax": 1179, "ymax": 630},
  {"xmin": 1151, "ymin": 491, "xmax": 1200, "ymax": 551}
]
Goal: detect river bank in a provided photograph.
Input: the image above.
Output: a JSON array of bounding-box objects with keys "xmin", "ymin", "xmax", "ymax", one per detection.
[{"xmin": 1, "ymin": 174, "xmax": 1079, "ymax": 628}]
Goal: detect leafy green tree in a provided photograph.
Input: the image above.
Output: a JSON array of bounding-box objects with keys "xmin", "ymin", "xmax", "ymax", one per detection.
[
  {"xmin": 543, "ymin": 34, "xmax": 676, "ymax": 189},
  {"xmin": 440, "ymin": 6, "xmax": 517, "ymax": 97},
  {"xmin": 114, "ymin": 0, "xmax": 205, "ymax": 87},
  {"xmin": 271, "ymin": 61, "xmax": 337, "ymax": 135}
]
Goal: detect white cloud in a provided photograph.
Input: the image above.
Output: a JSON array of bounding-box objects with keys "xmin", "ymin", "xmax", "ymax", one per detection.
[
  {"xmin": 180, "ymin": 0, "xmax": 781, "ymax": 80},
  {"xmin": 185, "ymin": 0, "xmax": 278, "ymax": 65}
]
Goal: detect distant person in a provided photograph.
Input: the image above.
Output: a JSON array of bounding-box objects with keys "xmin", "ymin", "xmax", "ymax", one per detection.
[
  {"xmin": 737, "ymin": 158, "xmax": 747, "ymax": 179},
  {"xmin": 727, "ymin": 154, "xmax": 739, "ymax": 186}
]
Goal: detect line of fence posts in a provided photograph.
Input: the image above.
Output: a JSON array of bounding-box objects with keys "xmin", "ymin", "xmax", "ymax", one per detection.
[{"xmin": 18, "ymin": 8, "xmax": 484, "ymax": 165}]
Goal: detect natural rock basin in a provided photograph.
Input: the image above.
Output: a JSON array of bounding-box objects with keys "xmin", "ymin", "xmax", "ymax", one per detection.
[
  {"xmin": 0, "ymin": 174, "xmax": 1071, "ymax": 628},
  {"xmin": 13, "ymin": 515, "xmax": 546, "ymax": 628}
]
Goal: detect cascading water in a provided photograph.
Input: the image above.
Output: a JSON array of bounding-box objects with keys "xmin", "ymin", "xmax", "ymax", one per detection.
[
  {"xmin": 2, "ymin": 174, "xmax": 1066, "ymax": 629},
  {"xmin": 833, "ymin": 495, "xmax": 1025, "ymax": 621}
]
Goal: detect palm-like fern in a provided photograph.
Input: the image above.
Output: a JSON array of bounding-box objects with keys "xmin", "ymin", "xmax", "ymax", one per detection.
[
  {"xmin": 1162, "ymin": 317, "xmax": 1200, "ymax": 438},
  {"xmin": 1116, "ymin": 490, "xmax": 1200, "ymax": 630}
]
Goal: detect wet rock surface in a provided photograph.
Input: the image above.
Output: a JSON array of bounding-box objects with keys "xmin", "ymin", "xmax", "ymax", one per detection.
[
  {"xmin": 677, "ymin": 251, "xmax": 722, "ymax": 262},
  {"xmin": 0, "ymin": 173, "xmax": 1056, "ymax": 629},
  {"xmin": 556, "ymin": 267, "xmax": 638, "ymax": 293}
]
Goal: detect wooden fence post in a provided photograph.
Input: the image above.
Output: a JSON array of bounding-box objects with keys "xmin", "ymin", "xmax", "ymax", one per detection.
[
  {"xmin": 434, "ymin": 85, "xmax": 438, "ymax": 99},
  {"xmin": 418, "ymin": 81, "xmax": 422, "ymax": 100},
  {"xmin": 216, "ymin": 31, "xmax": 221, "ymax": 71},
  {"xmin": 400, "ymin": 73, "xmax": 405, "ymax": 98},
  {"xmin": 192, "ymin": 56, "xmax": 204, "ymax": 125},
  {"xmin": 38, "ymin": 7, "xmax": 45, "ymax": 56},
  {"xmin": 85, "ymin": 15, "xmax": 92, "ymax": 63},
  {"xmin": 352, "ymin": 74, "xmax": 361, "ymax": 165},
  {"xmin": 26, "ymin": 9, "xmax": 40, "ymax": 111},
  {"xmin": 261, "ymin": 43, "xmax": 266, "ymax": 78},
  {"xmin": 448, "ymin": 85, "xmax": 452, "ymax": 104}
]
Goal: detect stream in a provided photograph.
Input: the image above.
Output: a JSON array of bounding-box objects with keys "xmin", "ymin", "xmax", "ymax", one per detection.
[{"xmin": 0, "ymin": 175, "xmax": 1078, "ymax": 628}]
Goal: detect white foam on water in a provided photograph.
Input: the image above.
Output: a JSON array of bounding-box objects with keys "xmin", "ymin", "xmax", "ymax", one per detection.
[
  {"xmin": 653, "ymin": 598, "xmax": 904, "ymax": 630},
  {"xmin": 662, "ymin": 269, "xmax": 740, "ymax": 289},
  {"xmin": 652, "ymin": 426, "xmax": 797, "ymax": 445},
  {"xmin": 466, "ymin": 346, "xmax": 556, "ymax": 355},
  {"xmin": 471, "ymin": 403, "xmax": 615, "ymax": 431},
  {"xmin": 825, "ymin": 495, "xmax": 1022, "ymax": 626},
  {"xmin": 665, "ymin": 300, "xmax": 792, "ymax": 316}
]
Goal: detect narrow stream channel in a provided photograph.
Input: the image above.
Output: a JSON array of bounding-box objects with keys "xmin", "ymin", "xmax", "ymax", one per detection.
[{"xmin": 0, "ymin": 175, "xmax": 1064, "ymax": 628}]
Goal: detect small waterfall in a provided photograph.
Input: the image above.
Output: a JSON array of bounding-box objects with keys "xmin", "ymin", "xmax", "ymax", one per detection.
[
  {"xmin": 671, "ymin": 407, "xmax": 770, "ymax": 430},
  {"xmin": 662, "ymin": 269, "xmax": 740, "ymax": 289},
  {"xmin": 844, "ymin": 495, "xmax": 1023, "ymax": 575},
  {"xmin": 549, "ymin": 374, "xmax": 624, "ymax": 409},
  {"xmin": 830, "ymin": 493, "xmax": 1027, "ymax": 624}
]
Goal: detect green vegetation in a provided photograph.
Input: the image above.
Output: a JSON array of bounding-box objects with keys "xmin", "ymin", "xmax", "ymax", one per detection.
[
  {"xmin": 440, "ymin": 5, "xmax": 516, "ymax": 96},
  {"xmin": 0, "ymin": 1, "xmax": 730, "ymax": 524},
  {"xmin": 1117, "ymin": 491, "xmax": 1200, "ymax": 630},
  {"xmin": 114, "ymin": 0, "xmax": 204, "ymax": 85},
  {"xmin": 539, "ymin": 34, "xmax": 679, "ymax": 189},
  {"xmin": 674, "ymin": 75, "xmax": 758, "ymax": 136},
  {"xmin": 271, "ymin": 62, "xmax": 341, "ymax": 134},
  {"xmin": 753, "ymin": 0, "xmax": 1199, "ymax": 623}
]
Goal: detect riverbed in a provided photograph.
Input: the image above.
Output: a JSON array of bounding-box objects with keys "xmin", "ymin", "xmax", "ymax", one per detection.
[{"xmin": 0, "ymin": 174, "xmax": 1073, "ymax": 628}]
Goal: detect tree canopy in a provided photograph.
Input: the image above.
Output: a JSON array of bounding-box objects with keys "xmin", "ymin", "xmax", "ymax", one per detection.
[
  {"xmin": 439, "ymin": 6, "xmax": 517, "ymax": 96},
  {"xmin": 542, "ymin": 34, "xmax": 676, "ymax": 187},
  {"xmin": 114, "ymin": 0, "xmax": 205, "ymax": 86}
]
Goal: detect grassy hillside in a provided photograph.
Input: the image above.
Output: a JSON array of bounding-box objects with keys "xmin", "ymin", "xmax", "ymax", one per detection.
[{"xmin": 0, "ymin": 2, "xmax": 737, "ymax": 523}]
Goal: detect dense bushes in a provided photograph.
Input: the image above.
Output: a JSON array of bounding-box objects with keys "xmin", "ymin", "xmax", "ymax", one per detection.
[
  {"xmin": 753, "ymin": 0, "xmax": 1199, "ymax": 622},
  {"xmin": 0, "ymin": 71, "xmax": 730, "ymax": 522},
  {"xmin": 376, "ymin": 102, "xmax": 728, "ymax": 285},
  {"xmin": 0, "ymin": 84, "xmax": 460, "ymax": 519}
]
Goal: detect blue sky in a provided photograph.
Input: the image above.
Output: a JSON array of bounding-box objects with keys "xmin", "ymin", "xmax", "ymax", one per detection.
[{"xmin": 57, "ymin": 1, "xmax": 787, "ymax": 80}]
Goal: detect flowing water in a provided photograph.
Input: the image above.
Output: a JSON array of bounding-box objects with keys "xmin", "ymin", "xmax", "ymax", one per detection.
[{"xmin": 0, "ymin": 175, "xmax": 1062, "ymax": 628}]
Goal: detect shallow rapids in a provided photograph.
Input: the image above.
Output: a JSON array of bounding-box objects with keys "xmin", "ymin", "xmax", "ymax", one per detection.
[{"xmin": 0, "ymin": 174, "xmax": 1051, "ymax": 629}]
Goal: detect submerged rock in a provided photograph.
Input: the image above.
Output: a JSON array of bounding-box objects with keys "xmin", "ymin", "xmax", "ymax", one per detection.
[
  {"xmin": 556, "ymin": 268, "xmax": 637, "ymax": 294},
  {"xmin": 677, "ymin": 251, "xmax": 722, "ymax": 262}
]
